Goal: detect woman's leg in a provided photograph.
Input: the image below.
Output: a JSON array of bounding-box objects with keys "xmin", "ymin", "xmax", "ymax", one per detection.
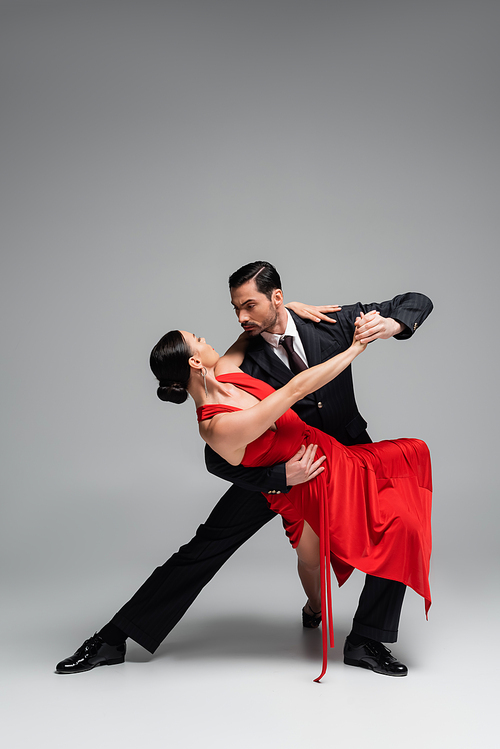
[{"xmin": 296, "ymin": 521, "xmax": 321, "ymax": 613}]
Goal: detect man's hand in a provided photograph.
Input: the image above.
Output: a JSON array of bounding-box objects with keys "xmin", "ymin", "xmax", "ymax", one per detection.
[
  {"xmin": 285, "ymin": 444, "xmax": 326, "ymax": 486},
  {"xmin": 285, "ymin": 302, "xmax": 341, "ymax": 324},
  {"xmin": 354, "ymin": 310, "xmax": 404, "ymax": 343}
]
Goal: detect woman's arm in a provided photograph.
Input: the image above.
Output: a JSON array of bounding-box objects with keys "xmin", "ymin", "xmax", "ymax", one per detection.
[
  {"xmin": 214, "ymin": 332, "xmax": 249, "ymax": 374},
  {"xmin": 201, "ymin": 336, "xmax": 366, "ymax": 465}
]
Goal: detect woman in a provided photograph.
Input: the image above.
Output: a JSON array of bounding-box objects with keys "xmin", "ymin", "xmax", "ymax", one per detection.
[{"xmin": 150, "ymin": 325, "xmax": 432, "ymax": 681}]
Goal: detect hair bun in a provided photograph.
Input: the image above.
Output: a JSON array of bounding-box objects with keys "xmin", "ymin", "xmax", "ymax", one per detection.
[
  {"xmin": 157, "ymin": 382, "xmax": 188, "ymax": 404},
  {"xmin": 150, "ymin": 330, "xmax": 191, "ymax": 405}
]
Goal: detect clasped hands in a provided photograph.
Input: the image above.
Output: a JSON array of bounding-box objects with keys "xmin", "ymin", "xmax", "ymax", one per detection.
[
  {"xmin": 354, "ymin": 309, "xmax": 403, "ymax": 343},
  {"xmin": 286, "ymin": 302, "xmax": 403, "ymax": 342}
]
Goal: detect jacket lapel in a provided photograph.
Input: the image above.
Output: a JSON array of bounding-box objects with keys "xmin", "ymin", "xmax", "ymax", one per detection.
[
  {"xmin": 244, "ymin": 311, "xmax": 322, "ymax": 390},
  {"xmin": 245, "ymin": 336, "xmax": 293, "ymax": 386},
  {"xmin": 289, "ymin": 310, "xmax": 322, "ymax": 367}
]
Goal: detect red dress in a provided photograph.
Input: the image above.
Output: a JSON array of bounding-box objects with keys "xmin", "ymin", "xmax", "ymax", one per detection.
[{"xmin": 197, "ymin": 372, "xmax": 432, "ymax": 681}]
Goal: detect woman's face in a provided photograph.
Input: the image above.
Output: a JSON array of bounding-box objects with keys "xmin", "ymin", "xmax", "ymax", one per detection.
[{"xmin": 180, "ymin": 331, "xmax": 219, "ymax": 369}]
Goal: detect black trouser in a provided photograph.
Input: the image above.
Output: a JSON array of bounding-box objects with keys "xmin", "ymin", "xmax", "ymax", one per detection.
[{"xmin": 111, "ymin": 485, "xmax": 406, "ymax": 653}]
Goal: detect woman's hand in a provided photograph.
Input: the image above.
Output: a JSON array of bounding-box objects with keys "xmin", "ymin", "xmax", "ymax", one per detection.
[
  {"xmin": 354, "ymin": 309, "xmax": 403, "ymax": 343},
  {"xmin": 351, "ymin": 312, "xmax": 372, "ymax": 353},
  {"xmin": 351, "ymin": 335, "xmax": 368, "ymax": 354},
  {"xmin": 285, "ymin": 301, "xmax": 341, "ymax": 324}
]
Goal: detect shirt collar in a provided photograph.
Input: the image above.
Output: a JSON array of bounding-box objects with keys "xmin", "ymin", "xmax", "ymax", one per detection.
[{"xmin": 261, "ymin": 310, "xmax": 299, "ymax": 349}]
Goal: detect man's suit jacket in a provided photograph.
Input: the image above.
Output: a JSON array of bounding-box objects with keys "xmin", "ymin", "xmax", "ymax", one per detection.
[{"xmin": 205, "ymin": 292, "xmax": 433, "ymax": 493}]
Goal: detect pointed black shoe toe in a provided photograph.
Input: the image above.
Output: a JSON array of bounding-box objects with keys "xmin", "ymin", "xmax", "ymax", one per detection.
[
  {"xmin": 343, "ymin": 638, "xmax": 408, "ymax": 677},
  {"xmin": 55, "ymin": 633, "xmax": 126, "ymax": 674}
]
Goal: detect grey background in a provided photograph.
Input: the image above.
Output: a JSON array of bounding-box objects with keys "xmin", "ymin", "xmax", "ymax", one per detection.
[{"xmin": 1, "ymin": 1, "xmax": 498, "ymax": 747}]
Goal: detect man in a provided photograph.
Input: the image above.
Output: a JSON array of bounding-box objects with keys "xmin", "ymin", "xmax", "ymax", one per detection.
[{"xmin": 56, "ymin": 261, "xmax": 432, "ymax": 676}]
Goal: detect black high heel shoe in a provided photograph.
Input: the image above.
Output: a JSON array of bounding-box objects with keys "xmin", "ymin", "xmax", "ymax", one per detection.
[{"xmin": 302, "ymin": 603, "xmax": 322, "ymax": 629}]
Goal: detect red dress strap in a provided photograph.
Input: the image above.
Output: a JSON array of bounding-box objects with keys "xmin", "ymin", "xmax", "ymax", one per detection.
[
  {"xmin": 215, "ymin": 371, "xmax": 276, "ymax": 399},
  {"xmin": 197, "ymin": 372, "xmax": 275, "ymax": 422},
  {"xmin": 196, "ymin": 403, "xmax": 241, "ymax": 422}
]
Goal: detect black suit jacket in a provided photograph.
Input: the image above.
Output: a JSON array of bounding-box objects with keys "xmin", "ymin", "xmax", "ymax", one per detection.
[{"xmin": 205, "ymin": 292, "xmax": 433, "ymax": 493}]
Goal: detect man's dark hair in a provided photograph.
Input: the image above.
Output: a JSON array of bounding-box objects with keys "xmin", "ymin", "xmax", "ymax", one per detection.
[{"xmin": 228, "ymin": 261, "xmax": 282, "ymax": 300}]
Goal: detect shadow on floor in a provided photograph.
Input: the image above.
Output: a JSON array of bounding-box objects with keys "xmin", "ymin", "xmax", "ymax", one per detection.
[{"xmin": 125, "ymin": 614, "xmax": 349, "ymax": 666}]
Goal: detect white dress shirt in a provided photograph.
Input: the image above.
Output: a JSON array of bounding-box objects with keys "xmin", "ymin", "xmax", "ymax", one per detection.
[{"xmin": 261, "ymin": 310, "xmax": 309, "ymax": 370}]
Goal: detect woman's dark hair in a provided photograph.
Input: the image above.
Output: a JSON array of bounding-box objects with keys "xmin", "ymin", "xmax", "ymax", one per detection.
[
  {"xmin": 150, "ymin": 330, "xmax": 192, "ymax": 404},
  {"xmin": 228, "ymin": 261, "xmax": 282, "ymax": 300}
]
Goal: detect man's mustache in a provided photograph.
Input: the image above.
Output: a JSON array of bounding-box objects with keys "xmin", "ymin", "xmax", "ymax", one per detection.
[{"xmin": 241, "ymin": 323, "xmax": 259, "ymax": 333}]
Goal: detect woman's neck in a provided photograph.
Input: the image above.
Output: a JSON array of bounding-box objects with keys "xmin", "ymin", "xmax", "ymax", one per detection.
[{"xmin": 189, "ymin": 368, "xmax": 235, "ymax": 409}]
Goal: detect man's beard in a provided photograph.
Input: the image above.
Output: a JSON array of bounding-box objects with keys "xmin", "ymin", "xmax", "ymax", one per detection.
[
  {"xmin": 241, "ymin": 307, "xmax": 279, "ymax": 336},
  {"xmin": 241, "ymin": 324, "xmax": 261, "ymax": 336}
]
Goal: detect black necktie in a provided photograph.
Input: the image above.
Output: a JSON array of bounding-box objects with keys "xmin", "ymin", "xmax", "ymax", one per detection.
[{"xmin": 280, "ymin": 335, "xmax": 307, "ymax": 375}]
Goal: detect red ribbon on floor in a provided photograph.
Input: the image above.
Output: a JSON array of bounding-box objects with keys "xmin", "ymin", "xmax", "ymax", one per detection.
[{"xmin": 313, "ymin": 483, "xmax": 334, "ymax": 683}]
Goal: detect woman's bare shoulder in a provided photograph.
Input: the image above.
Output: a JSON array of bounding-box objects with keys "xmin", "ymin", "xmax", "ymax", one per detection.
[
  {"xmin": 214, "ymin": 359, "xmax": 243, "ymax": 376},
  {"xmin": 198, "ymin": 410, "xmax": 245, "ymax": 466}
]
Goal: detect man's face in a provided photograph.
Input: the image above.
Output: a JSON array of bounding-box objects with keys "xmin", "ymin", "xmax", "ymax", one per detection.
[{"xmin": 230, "ymin": 280, "xmax": 283, "ymax": 336}]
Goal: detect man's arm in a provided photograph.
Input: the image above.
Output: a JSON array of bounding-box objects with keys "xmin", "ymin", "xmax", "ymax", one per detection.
[
  {"xmin": 205, "ymin": 443, "xmax": 325, "ymax": 494},
  {"xmin": 353, "ymin": 292, "xmax": 433, "ymax": 343}
]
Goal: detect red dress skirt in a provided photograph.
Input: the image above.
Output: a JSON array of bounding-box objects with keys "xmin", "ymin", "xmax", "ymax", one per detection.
[{"xmin": 198, "ymin": 372, "xmax": 432, "ymax": 681}]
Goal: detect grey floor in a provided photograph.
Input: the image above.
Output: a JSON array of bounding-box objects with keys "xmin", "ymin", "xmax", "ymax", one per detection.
[{"xmin": 3, "ymin": 521, "xmax": 497, "ymax": 749}]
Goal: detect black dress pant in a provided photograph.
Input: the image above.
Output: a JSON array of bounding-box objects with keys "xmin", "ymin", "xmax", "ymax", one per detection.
[{"xmin": 112, "ymin": 485, "xmax": 406, "ymax": 653}]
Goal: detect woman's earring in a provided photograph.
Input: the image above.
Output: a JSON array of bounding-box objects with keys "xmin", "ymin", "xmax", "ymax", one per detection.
[{"xmin": 201, "ymin": 367, "xmax": 208, "ymax": 397}]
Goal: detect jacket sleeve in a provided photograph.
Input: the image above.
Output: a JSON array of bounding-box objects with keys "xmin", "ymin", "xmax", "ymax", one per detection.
[
  {"xmin": 355, "ymin": 292, "xmax": 433, "ymax": 340},
  {"xmin": 205, "ymin": 444, "xmax": 290, "ymax": 494}
]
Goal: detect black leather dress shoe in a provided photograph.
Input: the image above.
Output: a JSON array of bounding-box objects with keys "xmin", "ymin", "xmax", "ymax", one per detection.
[
  {"xmin": 55, "ymin": 633, "xmax": 126, "ymax": 674},
  {"xmin": 343, "ymin": 638, "xmax": 408, "ymax": 677}
]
